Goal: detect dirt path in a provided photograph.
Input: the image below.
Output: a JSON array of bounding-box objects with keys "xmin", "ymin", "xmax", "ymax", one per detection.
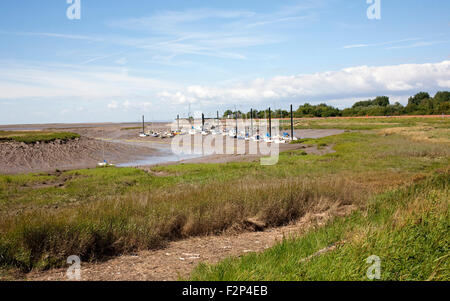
[{"xmin": 26, "ymin": 202, "xmax": 354, "ymax": 281}]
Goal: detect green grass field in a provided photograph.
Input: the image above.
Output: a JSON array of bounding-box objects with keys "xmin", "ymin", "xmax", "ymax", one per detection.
[
  {"xmin": 0, "ymin": 117, "xmax": 449, "ymax": 279},
  {"xmin": 0, "ymin": 131, "xmax": 80, "ymax": 144}
]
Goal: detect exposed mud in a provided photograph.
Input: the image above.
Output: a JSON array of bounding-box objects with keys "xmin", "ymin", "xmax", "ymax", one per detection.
[{"xmin": 0, "ymin": 137, "xmax": 160, "ymax": 174}]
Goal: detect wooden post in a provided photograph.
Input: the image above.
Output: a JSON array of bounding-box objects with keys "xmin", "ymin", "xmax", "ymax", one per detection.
[
  {"xmin": 268, "ymin": 107, "xmax": 272, "ymax": 138},
  {"xmin": 202, "ymin": 113, "xmax": 205, "ymax": 131}
]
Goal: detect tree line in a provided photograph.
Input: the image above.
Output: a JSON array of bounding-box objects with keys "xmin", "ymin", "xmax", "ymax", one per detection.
[{"xmin": 222, "ymin": 91, "xmax": 450, "ymax": 118}]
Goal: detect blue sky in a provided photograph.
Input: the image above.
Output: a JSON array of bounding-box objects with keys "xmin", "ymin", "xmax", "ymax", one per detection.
[{"xmin": 0, "ymin": 0, "xmax": 449, "ymax": 124}]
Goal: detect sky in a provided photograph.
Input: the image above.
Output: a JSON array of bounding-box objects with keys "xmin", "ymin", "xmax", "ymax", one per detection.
[{"xmin": 0, "ymin": 0, "xmax": 449, "ymax": 124}]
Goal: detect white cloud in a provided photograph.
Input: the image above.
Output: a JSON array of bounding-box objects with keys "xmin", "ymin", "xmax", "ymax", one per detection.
[
  {"xmin": 158, "ymin": 60, "xmax": 450, "ymax": 105},
  {"xmin": 1, "ymin": 60, "xmax": 449, "ymax": 112}
]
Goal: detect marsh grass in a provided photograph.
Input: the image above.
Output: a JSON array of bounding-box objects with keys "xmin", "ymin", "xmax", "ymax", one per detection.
[
  {"xmin": 190, "ymin": 171, "xmax": 449, "ymax": 281},
  {"xmin": 120, "ymin": 127, "xmax": 142, "ymax": 131},
  {"xmin": 0, "ymin": 176, "xmax": 367, "ymax": 272},
  {"xmin": 289, "ymin": 116, "xmax": 450, "ymax": 130},
  {"xmin": 0, "ymin": 131, "xmax": 80, "ymax": 144}
]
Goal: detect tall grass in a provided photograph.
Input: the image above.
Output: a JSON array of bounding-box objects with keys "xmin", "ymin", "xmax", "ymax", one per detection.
[
  {"xmin": 190, "ymin": 171, "xmax": 449, "ymax": 281},
  {"xmin": 0, "ymin": 176, "xmax": 365, "ymax": 272}
]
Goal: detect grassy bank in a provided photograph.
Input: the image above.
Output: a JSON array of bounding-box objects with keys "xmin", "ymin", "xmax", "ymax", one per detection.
[
  {"xmin": 190, "ymin": 171, "xmax": 449, "ymax": 281},
  {"xmin": 0, "ymin": 119, "xmax": 449, "ymax": 276},
  {"xmin": 0, "ymin": 131, "xmax": 80, "ymax": 144},
  {"xmin": 282, "ymin": 116, "xmax": 450, "ymax": 130}
]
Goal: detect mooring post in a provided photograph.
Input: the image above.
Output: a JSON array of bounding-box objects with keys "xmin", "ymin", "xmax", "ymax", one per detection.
[
  {"xmin": 268, "ymin": 107, "xmax": 272, "ymax": 138},
  {"xmin": 290, "ymin": 104, "xmax": 294, "ymax": 140},
  {"xmin": 202, "ymin": 113, "xmax": 205, "ymax": 131}
]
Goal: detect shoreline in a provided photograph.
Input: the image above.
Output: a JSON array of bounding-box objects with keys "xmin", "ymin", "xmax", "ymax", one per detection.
[{"xmin": 0, "ymin": 124, "xmax": 344, "ymax": 175}]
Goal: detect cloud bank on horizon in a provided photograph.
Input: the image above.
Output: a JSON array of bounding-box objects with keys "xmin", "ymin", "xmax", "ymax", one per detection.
[
  {"xmin": 0, "ymin": 0, "xmax": 449, "ymax": 123},
  {"xmin": 1, "ymin": 60, "xmax": 449, "ymax": 120}
]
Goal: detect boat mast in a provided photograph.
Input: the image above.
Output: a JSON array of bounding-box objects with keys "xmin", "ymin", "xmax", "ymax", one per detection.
[
  {"xmin": 216, "ymin": 111, "xmax": 219, "ymax": 128},
  {"xmin": 250, "ymin": 108, "xmax": 253, "ymax": 137},
  {"xmin": 290, "ymin": 104, "xmax": 294, "ymax": 140}
]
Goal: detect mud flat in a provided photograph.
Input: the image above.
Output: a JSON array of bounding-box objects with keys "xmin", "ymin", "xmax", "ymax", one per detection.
[{"xmin": 0, "ymin": 137, "xmax": 160, "ymax": 174}]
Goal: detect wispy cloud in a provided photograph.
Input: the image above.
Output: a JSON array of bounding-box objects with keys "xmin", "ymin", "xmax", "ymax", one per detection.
[
  {"xmin": 107, "ymin": 4, "xmax": 319, "ymax": 60},
  {"xmin": 0, "ymin": 30, "xmax": 102, "ymax": 42},
  {"xmin": 0, "ymin": 61, "xmax": 179, "ymax": 100},
  {"xmin": 343, "ymin": 38, "xmax": 421, "ymax": 49},
  {"xmin": 386, "ymin": 40, "xmax": 448, "ymax": 50}
]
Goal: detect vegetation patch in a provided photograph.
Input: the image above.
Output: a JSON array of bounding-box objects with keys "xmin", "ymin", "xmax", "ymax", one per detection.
[
  {"xmin": 120, "ymin": 127, "xmax": 142, "ymax": 131},
  {"xmin": 190, "ymin": 172, "xmax": 449, "ymax": 281},
  {"xmin": 0, "ymin": 131, "xmax": 80, "ymax": 144}
]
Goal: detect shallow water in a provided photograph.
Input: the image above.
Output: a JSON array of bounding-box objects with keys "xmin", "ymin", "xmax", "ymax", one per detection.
[
  {"xmin": 111, "ymin": 139, "xmax": 204, "ymax": 167},
  {"xmin": 117, "ymin": 151, "xmax": 203, "ymax": 167}
]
